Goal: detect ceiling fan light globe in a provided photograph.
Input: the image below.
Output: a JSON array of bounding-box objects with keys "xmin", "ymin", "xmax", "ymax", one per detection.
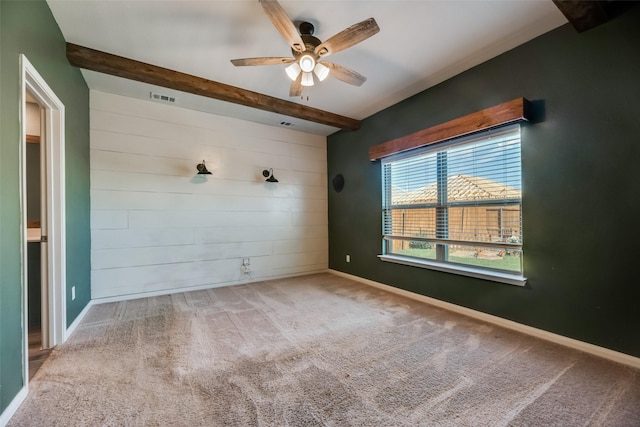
[
  {"xmin": 299, "ymin": 54, "xmax": 316, "ymax": 73},
  {"xmin": 285, "ymin": 62, "xmax": 301, "ymax": 81},
  {"xmin": 314, "ymin": 63, "xmax": 330, "ymax": 81},
  {"xmin": 301, "ymin": 72, "xmax": 314, "ymax": 87}
]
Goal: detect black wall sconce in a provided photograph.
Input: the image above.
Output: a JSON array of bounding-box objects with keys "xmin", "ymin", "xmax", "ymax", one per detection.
[
  {"xmin": 262, "ymin": 168, "xmax": 278, "ymax": 182},
  {"xmin": 196, "ymin": 160, "xmax": 212, "ymax": 175}
]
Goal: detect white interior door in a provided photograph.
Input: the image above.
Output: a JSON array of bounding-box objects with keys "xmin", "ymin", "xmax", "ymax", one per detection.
[{"xmin": 38, "ymin": 104, "xmax": 50, "ymax": 349}]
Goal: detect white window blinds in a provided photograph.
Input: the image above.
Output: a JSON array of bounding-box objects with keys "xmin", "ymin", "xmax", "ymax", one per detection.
[{"xmin": 382, "ymin": 125, "xmax": 523, "ymax": 274}]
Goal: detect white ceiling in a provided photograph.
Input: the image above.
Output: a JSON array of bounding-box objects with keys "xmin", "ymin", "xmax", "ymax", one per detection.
[{"xmin": 47, "ymin": 0, "xmax": 567, "ymax": 135}]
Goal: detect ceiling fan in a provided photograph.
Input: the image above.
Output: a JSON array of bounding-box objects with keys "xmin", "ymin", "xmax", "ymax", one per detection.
[{"xmin": 231, "ymin": 0, "xmax": 380, "ymax": 97}]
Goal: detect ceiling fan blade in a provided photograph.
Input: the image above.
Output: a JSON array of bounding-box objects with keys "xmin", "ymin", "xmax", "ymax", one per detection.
[
  {"xmin": 315, "ymin": 18, "xmax": 379, "ymax": 57},
  {"xmin": 323, "ymin": 62, "xmax": 367, "ymax": 86},
  {"xmin": 289, "ymin": 73, "xmax": 303, "ymax": 97},
  {"xmin": 231, "ymin": 57, "xmax": 295, "ymax": 66},
  {"xmin": 259, "ymin": 0, "xmax": 305, "ymax": 52}
]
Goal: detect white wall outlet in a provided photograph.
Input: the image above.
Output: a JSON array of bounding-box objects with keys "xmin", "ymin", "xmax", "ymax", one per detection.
[
  {"xmin": 346, "ymin": 254, "xmax": 350, "ymax": 263},
  {"xmin": 241, "ymin": 258, "xmax": 252, "ymax": 276},
  {"xmin": 71, "ymin": 285, "xmax": 76, "ymax": 301}
]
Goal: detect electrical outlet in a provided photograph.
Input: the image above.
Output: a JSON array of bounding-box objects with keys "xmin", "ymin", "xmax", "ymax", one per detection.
[
  {"xmin": 241, "ymin": 258, "xmax": 252, "ymax": 276},
  {"xmin": 346, "ymin": 254, "xmax": 350, "ymax": 263},
  {"xmin": 71, "ymin": 286, "xmax": 76, "ymax": 301}
]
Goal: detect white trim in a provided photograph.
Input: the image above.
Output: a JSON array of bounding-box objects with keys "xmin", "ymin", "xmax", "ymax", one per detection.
[
  {"xmin": 18, "ymin": 59, "xmax": 29, "ymax": 413},
  {"xmin": 19, "ymin": 55, "xmax": 67, "ymax": 399},
  {"xmin": 64, "ymin": 300, "xmax": 94, "ymax": 341},
  {"xmin": 329, "ymin": 269, "xmax": 640, "ymax": 370},
  {"xmin": 379, "ymin": 254, "xmax": 527, "ymax": 286},
  {"xmin": 0, "ymin": 387, "xmax": 28, "ymax": 427}
]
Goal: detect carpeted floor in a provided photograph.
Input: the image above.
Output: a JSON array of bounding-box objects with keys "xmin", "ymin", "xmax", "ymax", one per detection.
[{"xmin": 9, "ymin": 273, "xmax": 640, "ymax": 426}]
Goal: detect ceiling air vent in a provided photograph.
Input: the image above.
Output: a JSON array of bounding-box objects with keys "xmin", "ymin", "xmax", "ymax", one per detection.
[{"xmin": 150, "ymin": 92, "xmax": 176, "ymax": 103}]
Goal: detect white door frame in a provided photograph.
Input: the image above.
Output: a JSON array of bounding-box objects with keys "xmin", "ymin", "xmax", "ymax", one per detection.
[{"xmin": 19, "ymin": 55, "xmax": 67, "ymax": 383}]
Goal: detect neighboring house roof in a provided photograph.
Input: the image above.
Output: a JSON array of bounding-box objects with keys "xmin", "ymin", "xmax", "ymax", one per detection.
[{"xmin": 392, "ymin": 174, "xmax": 521, "ymax": 205}]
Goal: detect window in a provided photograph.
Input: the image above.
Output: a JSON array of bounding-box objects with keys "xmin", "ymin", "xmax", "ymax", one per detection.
[{"xmin": 380, "ymin": 125, "xmax": 525, "ymax": 285}]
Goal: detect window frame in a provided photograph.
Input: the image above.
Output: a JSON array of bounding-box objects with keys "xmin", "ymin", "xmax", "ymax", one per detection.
[{"xmin": 379, "ymin": 125, "xmax": 526, "ymax": 286}]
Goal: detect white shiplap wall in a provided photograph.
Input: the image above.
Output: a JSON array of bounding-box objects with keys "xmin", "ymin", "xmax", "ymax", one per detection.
[{"xmin": 90, "ymin": 91, "xmax": 328, "ymax": 300}]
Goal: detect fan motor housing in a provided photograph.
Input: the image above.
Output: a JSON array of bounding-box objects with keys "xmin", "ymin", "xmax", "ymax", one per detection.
[{"xmin": 292, "ymin": 22, "xmax": 322, "ymax": 56}]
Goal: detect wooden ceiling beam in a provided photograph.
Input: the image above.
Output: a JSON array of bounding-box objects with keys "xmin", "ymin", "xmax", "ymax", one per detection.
[
  {"xmin": 552, "ymin": 1, "xmax": 610, "ymax": 33},
  {"xmin": 66, "ymin": 43, "xmax": 360, "ymax": 131}
]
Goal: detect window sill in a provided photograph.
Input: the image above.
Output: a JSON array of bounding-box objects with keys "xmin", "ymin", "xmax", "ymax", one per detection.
[{"xmin": 378, "ymin": 254, "xmax": 527, "ymax": 287}]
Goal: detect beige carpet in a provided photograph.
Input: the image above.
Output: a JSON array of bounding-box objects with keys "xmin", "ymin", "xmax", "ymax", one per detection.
[{"xmin": 9, "ymin": 273, "xmax": 640, "ymax": 426}]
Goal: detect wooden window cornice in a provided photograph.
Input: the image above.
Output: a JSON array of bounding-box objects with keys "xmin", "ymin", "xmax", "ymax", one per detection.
[{"xmin": 369, "ymin": 97, "xmax": 531, "ymax": 161}]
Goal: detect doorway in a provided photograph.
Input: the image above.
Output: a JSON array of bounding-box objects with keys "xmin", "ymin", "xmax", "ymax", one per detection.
[
  {"xmin": 24, "ymin": 93, "xmax": 53, "ymax": 379},
  {"xmin": 20, "ymin": 55, "xmax": 67, "ymax": 384}
]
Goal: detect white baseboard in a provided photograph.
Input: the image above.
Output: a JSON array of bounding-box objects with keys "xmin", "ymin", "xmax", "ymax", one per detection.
[
  {"xmin": 0, "ymin": 386, "xmax": 28, "ymax": 427},
  {"xmin": 329, "ymin": 270, "xmax": 640, "ymax": 370},
  {"xmin": 65, "ymin": 299, "xmax": 95, "ymax": 341}
]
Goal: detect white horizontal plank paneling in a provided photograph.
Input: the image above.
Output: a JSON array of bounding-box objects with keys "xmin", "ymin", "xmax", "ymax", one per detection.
[
  {"xmin": 91, "ymin": 129, "xmax": 197, "ymax": 160},
  {"xmin": 224, "ymin": 149, "xmax": 291, "ymax": 172},
  {"xmin": 90, "ymin": 170, "xmax": 327, "ymax": 200},
  {"xmin": 292, "ymin": 212, "xmax": 327, "ymax": 226},
  {"xmin": 92, "ymin": 228, "xmax": 194, "ymax": 249},
  {"xmin": 272, "ymin": 237, "xmax": 328, "ymax": 255},
  {"xmin": 127, "ymin": 211, "xmax": 292, "ymax": 229},
  {"xmin": 92, "ymin": 241, "xmax": 273, "ymax": 270},
  {"xmin": 92, "ymin": 124, "xmax": 293, "ymax": 161},
  {"xmin": 92, "ymin": 261, "xmax": 242, "ymax": 299},
  {"xmin": 92, "ymin": 109, "xmax": 196, "ymax": 144},
  {"xmin": 91, "ymin": 91, "xmax": 326, "ymax": 148},
  {"xmin": 290, "ymin": 146, "xmax": 326, "ymax": 174},
  {"xmin": 270, "ymin": 251, "xmax": 328, "ymax": 270},
  {"xmin": 288, "ymin": 198, "xmax": 327, "ymax": 213},
  {"xmin": 91, "ymin": 190, "xmax": 282, "ymax": 212},
  {"xmin": 289, "ymin": 157, "xmax": 326, "ymax": 174},
  {"xmin": 91, "ymin": 210, "xmax": 128, "ymax": 230},
  {"xmin": 289, "ymin": 170, "xmax": 326, "ymax": 187},
  {"xmin": 268, "ymin": 264, "xmax": 328, "ymax": 277},
  {"xmin": 91, "ymin": 149, "xmax": 200, "ymax": 176},
  {"xmin": 290, "ymin": 142, "xmax": 326, "ymax": 160},
  {"xmin": 90, "ymin": 90, "xmax": 328, "ymax": 299},
  {"xmin": 92, "ymin": 258, "xmax": 239, "ymax": 290},
  {"xmin": 194, "ymin": 225, "xmax": 327, "ymax": 245}
]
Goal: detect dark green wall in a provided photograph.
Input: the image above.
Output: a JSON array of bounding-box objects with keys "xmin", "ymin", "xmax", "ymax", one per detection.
[
  {"xmin": 328, "ymin": 8, "xmax": 640, "ymax": 358},
  {"xmin": 0, "ymin": 0, "xmax": 90, "ymax": 413}
]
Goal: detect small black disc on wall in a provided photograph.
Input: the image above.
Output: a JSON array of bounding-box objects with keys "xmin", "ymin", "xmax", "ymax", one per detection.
[{"xmin": 332, "ymin": 174, "xmax": 345, "ymax": 192}]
